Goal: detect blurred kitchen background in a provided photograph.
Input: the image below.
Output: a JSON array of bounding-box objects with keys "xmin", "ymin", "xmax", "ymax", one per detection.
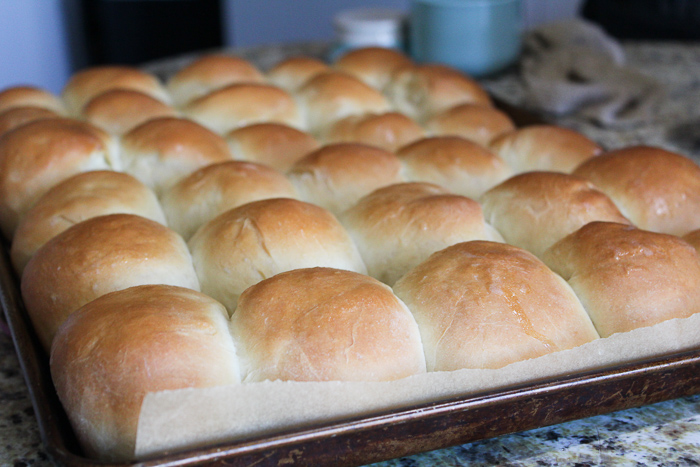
[{"xmin": 0, "ymin": 0, "xmax": 587, "ymax": 94}]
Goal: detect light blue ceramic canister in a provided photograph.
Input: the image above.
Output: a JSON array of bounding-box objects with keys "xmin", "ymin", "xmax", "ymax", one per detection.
[{"xmin": 410, "ymin": 0, "xmax": 522, "ymax": 77}]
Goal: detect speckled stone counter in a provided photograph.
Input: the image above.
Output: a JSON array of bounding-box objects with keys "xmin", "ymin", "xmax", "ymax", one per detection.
[{"xmin": 4, "ymin": 40, "xmax": 700, "ymax": 466}]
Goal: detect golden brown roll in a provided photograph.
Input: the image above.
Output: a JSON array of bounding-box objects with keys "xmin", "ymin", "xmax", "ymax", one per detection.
[
  {"xmin": 287, "ymin": 143, "xmax": 404, "ymax": 215},
  {"xmin": 161, "ymin": 160, "xmax": 298, "ymax": 240},
  {"xmin": 11, "ymin": 171, "xmax": 166, "ymax": 275},
  {"xmin": 230, "ymin": 267, "xmax": 426, "ymax": 382},
  {"xmin": 0, "ymin": 106, "xmax": 59, "ymax": 138},
  {"xmin": 384, "ymin": 64, "xmax": 492, "ymax": 122},
  {"xmin": 62, "ymin": 66, "xmax": 170, "ymax": 115},
  {"xmin": 396, "ymin": 136, "xmax": 512, "ymax": 199},
  {"xmin": 225, "ymin": 122, "xmax": 320, "ymax": 172},
  {"xmin": 425, "ymin": 103, "xmax": 516, "ymax": 146},
  {"xmin": 0, "ymin": 118, "xmax": 118, "ymax": 239},
  {"xmin": 51, "ymin": 284, "xmax": 240, "ymax": 461},
  {"xmin": 166, "ymin": 54, "xmax": 265, "ymax": 107},
  {"xmin": 573, "ymin": 145, "xmax": 700, "ymax": 236},
  {"xmin": 340, "ymin": 182, "xmax": 503, "ymax": 286},
  {"xmin": 480, "ymin": 171, "xmax": 631, "ymax": 258},
  {"xmin": 0, "ymin": 85, "xmax": 64, "ymax": 114},
  {"xmin": 333, "ymin": 46, "xmax": 413, "ymax": 90},
  {"xmin": 189, "ymin": 198, "xmax": 367, "ymax": 314},
  {"xmin": 489, "ymin": 124, "xmax": 602, "ymax": 174},
  {"xmin": 120, "ymin": 117, "xmax": 232, "ymax": 196},
  {"xmin": 394, "ymin": 241, "xmax": 599, "ymax": 371},
  {"xmin": 81, "ymin": 89, "xmax": 178, "ymax": 135},
  {"xmin": 296, "ymin": 71, "xmax": 391, "ymax": 136},
  {"xmin": 323, "ymin": 111, "xmax": 425, "ymax": 152},
  {"xmin": 184, "ymin": 83, "xmax": 303, "ymax": 134},
  {"xmin": 266, "ymin": 56, "xmax": 330, "ymax": 92},
  {"xmin": 22, "ymin": 214, "xmax": 200, "ymax": 351},
  {"xmin": 542, "ymin": 222, "xmax": 700, "ymax": 338}
]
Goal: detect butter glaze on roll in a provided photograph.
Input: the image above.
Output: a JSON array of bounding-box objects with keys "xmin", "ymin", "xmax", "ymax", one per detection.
[
  {"xmin": 543, "ymin": 222, "xmax": 700, "ymax": 337},
  {"xmin": 166, "ymin": 54, "xmax": 265, "ymax": 107},
  {"xmin": 296, "ymin": 71, "xmax": 391, "ymax": 137},
  {"xmin": 573, "ymin": 145, "xmax": 700, "ymax": 236},
  {"xmin": 396, "ymin": 136, "xmax": 512, "ymax": 199},
  {"xmin": 287, "ymin": 142, "xmax": 404, "ymax": 215},
  {"xmin": 0, "ymin": 118, "xmax": 118, "ymax": 239},
  {"xmin": 267, "ymin": 56, "xmax": 330, "ymax": 92},
  {"xmin": 425, "ymin": 103, "xmax": 516, "ymax": 147},
  {"xmin": 51, "ymin": 284, "xmax": 240, "ymax": 462},
  {"xmin": 340, "ymin": 182, "xmax": 503, "ymax": 286},
  {"xmin": 480, "ymin": 171, "xmax": 631, "ymax": 258},
  {"xmin": 323, "ymin": 111, "xmax": 425, "ymax": 152},
  {"xmin": 161, "ymin": 160, "xmax": 298, "ymax": 240},
  {"xmin": 62, "ymin": 66, "xmax": 170, "ymax": 115},
  {"xmin": 231, "ymin": 267, "xmax": 426, "ymax": 382},
  {"xmin": 82, "ymin": 89, "xmax": 178, "ymax": 135},
  {"xmin": 384, "ymin": 64, "xmax": 492, "ymax": 122},
  {"xmin": 120, "ymin": 117, "xmax": 232, "ymax": 196},
  {"xmin": 489, "ymin": 124, "xmax": 602, "ymax": 174},
  {"xmin": 334, "ymin": 46, "xmax": 414, "ymax": 90},
  {"xmin": 184, "ymin": 83, "xmax": 303, "ymax": 134},
  {"xmin": 189, "ymin": 198, "xmax": 367, "ymax": 314},
  {"xmin": 225, "ymin": 122, "xmax": 320, "ymax": 172},
  {"xmin": 0, "ymin": 85, "xmax": 64, "ymax": 114},
  {"xmin": 11, "ymin": 171, "xmax": 166, "ymax": 275},
  {"xmin": 394, "ymin": 241, "xmax": 599, "ymax": 371},
  {"xmin": 22, "ymin": 214, "xmax": 200, "ymax": 351},
  {"xmin": 0, "ymin": 106, "xmax": 59, "ymax": 138}
]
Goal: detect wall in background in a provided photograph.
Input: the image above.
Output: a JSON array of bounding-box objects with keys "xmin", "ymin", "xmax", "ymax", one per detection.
[{"xmin": 0, "ymin": 0, "xmax": 71, "ymax": 94}]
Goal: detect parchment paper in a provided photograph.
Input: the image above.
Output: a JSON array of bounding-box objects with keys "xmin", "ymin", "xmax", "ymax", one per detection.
[{"xmin": 135, "ymin": 312, "xmax": 700, "ymax": 458}]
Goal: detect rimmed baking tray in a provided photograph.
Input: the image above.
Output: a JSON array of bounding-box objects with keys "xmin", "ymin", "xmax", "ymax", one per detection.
[{"xmin": 2, "ymin": 91, "xmax": 698, "ymax": 465}]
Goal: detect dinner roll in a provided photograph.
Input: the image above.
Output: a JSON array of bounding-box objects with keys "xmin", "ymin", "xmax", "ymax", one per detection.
[
  {"xmin": 22, "ymin": 214, "xmax": 200, "ymax": 350},
  {"xmin": 384, "ymin": 64, "xmax": 492, "ymax": 122},
  {"xmin": 480, "ymin": 172, "xmax": 631, "ymax": 258},
  {"xmin": 82, "ymin": 89, "xmax": 178, "ymax": 135},
  {"xmin": 296, "ymin": 71, "xmax": 391, "ymax": 136},
  {"xmin": 333, "ymin": 46, "xmax": 413, "ymax": 90},
  {"xmin": 184, "ymin": 83, "xmax": 303, "ymax": 134},
  {"xmin": 573, "ymin": 145, "xmax": 700, "ymax": 236},
  {"xmin": 0, "ymin": 85, "xmax": 64, "ymax": 114},
  {"xmin": 189, "ymin": 198, "xmax": 366, "ymax": 314},
  {"xmin": 11, "ymin": 171, "xmax": 166, "ymax": 275},
  {"xmin": 0, "ymin": 118, "xmax": 118, "ymax": 239},
  {"xmin": 231, "ymin": 267, "xmax": 426, "ymax": 382},
  {"xmin": 0, "ymin": 106, "xmax": 59, "ymax": 138},
  {"xmin": 323, "ymin": 111, "xmax": 425, "ymax": 152},
  {"xmin": 425, "ymin": 103, "xmax": 516, "ymax": 146},
  {"xmin": 166, "ymin": 54, "xmax": 265, "ymax": 107},
  {"xmin": 120, "ymin": 117, "xmax": 232, "ymax": 196},
  {"xmin": 394, "ymin": 241, "xmax": 599, "ymax": 371},
  {"xmin": 161, "ymin": 160, "xmax": 298, "ymax": 240},
  {"xmin": 266, "ymin": 56, "xmax": 330, "ymax": 92},
  {"xmin": 396, "ymin": 136, "xmax": 512, "ymax": 199},
  {"xmin": 225, "ymin": 122, "xmax": 320, "ymax": 172},
  {"xmin": 287, "ymin": 143, "xmax": 404, "ymax": 215},
  {"xmin": 542, "ymin": 222, "xmax": 700, "ymax": 337},
  {"xmin": 62, "ymin": 66, "xmax": 169, "ymax": 115},
  {"xmin": 340, "ymin": 182, "xmax": 503, "ymax": 286},
  {"xmin": 51, "ymin": 284, "xmax": 240, "ymax": 461},
  {"xmin": 490, "ymin": 124, "xmax": 602, "ymax": 174}
]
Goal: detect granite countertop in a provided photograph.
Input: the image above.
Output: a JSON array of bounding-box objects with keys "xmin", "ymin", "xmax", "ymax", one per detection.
[{"xmin": 4, "ymin": 40, "xmax": 700, "ymax": 466}]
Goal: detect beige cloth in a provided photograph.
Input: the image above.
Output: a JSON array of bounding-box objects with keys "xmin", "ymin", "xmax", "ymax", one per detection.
[{"xmin": 521, "ymin": 20, "xmax": 664, "ymax": 128}]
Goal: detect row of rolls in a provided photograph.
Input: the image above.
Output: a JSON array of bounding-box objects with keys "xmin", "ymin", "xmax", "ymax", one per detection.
[{"xmin": 3, "ymin": 47, "xmax": 700, "ymax": 460}]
